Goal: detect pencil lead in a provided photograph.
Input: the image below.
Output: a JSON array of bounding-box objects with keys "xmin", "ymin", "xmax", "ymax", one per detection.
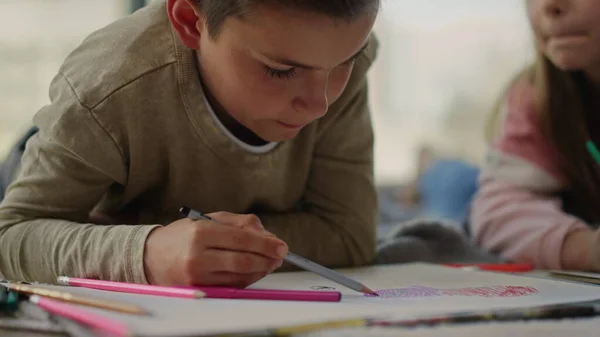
[{"xmin": 362, "ymin": 286, "xmax": 378, "ymax": 296}]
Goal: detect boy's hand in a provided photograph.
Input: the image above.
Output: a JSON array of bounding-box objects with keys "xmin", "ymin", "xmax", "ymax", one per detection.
[
  {"xmin": 208, "ymin": 212, "xmax": 276, "ymax": 236},
  {"xmin": 143, "ymin": 213, "xmax": 287, "ymax": 287}
]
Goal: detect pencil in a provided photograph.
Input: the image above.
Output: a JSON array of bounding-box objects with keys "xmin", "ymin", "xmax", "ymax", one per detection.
[
  {"xmin": 284, "ymin": 253, "xmax": 376, "ymax": 296},
  {"xmin": 4, "ymin": 283, "xmax": 148, "ymax": 316},
  {"xmin": 30, "ymin": 295, "xmax": 131, "ymax": 337},
  {"xmin": 195, "ymin": 286, "xmax": 341, "ymax": 302},
  {"xmin": 180, "ymin": 206, "xmax": 377, "ymax": 296},
  {"xmin": 370, "ymin": 303, "xmax": 600, "ymax": 327},
  {"xmin": 443, "ymin": 263, "xmax": 535, "ymax": 272},
  {"xmin": 58, "ymin": 277, "xmax": 206, "ymax": 299},
  {"xmin": 586, "ymin": 140, "xmax": 600, "ymax": 165},
  {"xmin": 273, "ymin": 318, "xmax": 368, "ymax": 336},
  {"xmin": 244, "ymin": 303, "xmax": 600, "ymax": 336}
]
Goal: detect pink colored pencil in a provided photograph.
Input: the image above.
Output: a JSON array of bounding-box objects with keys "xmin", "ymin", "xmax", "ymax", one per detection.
[
  {"xmin": 30, "ymin": 295, "xmax": 130, "ymax": 337},
  {"xmin": 194, "ymin": 287, "xmax": 341, "ymax": 302},
  {"xmin": 58, "ymin": 276, "xmax": 205, "ymax": 299}
]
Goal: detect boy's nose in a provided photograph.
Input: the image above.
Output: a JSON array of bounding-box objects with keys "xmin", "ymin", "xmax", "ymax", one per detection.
[
  {"xmin": 293, "ymin": 96, "xmax": 328, "ymax": 120},
  {"xmin": 293, "ymin": 82, "xmax": 329, "ymax": 119}
]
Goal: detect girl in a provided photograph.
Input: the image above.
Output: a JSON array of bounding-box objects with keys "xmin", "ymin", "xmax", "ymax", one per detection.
[{"xmin": 471, "ymin": 0, "xmax": 600, "ymax": 271}]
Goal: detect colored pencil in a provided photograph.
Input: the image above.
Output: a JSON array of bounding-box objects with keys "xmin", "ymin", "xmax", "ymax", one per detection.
[
  {"xmin": 30, "ymin": 295, "xmax": 131, "ymax": 337},
  {"xmin": 193, "ymin": 286, "xmax": 341, "ymax": 302},
  {"xmin": 180, "ymin": 206, "xmax": 377, "ymax": 296},
  {"xmin": 58, "ymin": 277, "xmax": 206, "ymax": 299},
  {"xmin": 244, "ymin": 303, "xmax": 600, "ymax": 336},
  {"xmin": 443, "ymin": 263, "xmax": 535, "ymax": 272},
  {"xmin": 60, "ymin": 278, "xmax": 340, "ymax": 302},
  {"xmin": 370, "ymin": 303, "xmax": 600, "ymax": 327},
  {"xmin": 4, "ymin": 283, "xmax": 148, "ymax": 316},
  {"xmin": 586, "ymin": 140, "xmax": 600, "ymax": 165}
]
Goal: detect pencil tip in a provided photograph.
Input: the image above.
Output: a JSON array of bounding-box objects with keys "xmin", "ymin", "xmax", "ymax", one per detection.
[
  {"xmin": 194, "ymin": 291, "xmax": 206, "ymax": 299},
  {"xmin": 362, "ymin": 286, "xmax": 378, "ymax": 296}
]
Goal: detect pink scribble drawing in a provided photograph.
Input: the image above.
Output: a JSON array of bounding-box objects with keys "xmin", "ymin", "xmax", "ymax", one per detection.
[
  {"xmin": 368, "ymin": 286, "xmax": 538, "ymax": 299},
  {"xmin": 371, "ymin": 286, "xmax": 442, "ymax": 298},
  {"xmin": 441, "ymin": 286, "xmax": 538, "ymax": 297},
  {"xmin": 497, "ymin": 286, "xmax": 538, "ymax": 297}
]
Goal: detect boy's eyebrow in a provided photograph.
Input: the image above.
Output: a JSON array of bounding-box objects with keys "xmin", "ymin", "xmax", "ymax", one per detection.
[{"xmin": 266, "ymin": 42, "xmax": 370, "ymax": 70}]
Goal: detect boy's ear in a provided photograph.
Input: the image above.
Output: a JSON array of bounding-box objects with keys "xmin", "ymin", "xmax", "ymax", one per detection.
[{"xmin": 167, "ymin": 0, "xmax": 206, "ymax": 49}]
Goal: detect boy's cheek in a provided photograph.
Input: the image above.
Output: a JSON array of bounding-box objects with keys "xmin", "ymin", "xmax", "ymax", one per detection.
[{"xmin": 327, "ymin": 71, "xmax": 352, "ymax": 103}]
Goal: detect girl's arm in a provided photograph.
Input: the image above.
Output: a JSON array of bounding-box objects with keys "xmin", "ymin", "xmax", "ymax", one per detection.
[{"xmin": 470, "ymin": 77, "xmax": 596, "ymax": 270}]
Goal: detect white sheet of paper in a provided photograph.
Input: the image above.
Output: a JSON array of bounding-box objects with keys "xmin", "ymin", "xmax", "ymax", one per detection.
[
  {"xmin": 39, "ymin": 263, "xmax": 600, "ymax": 336},
  {"xmin": 253, "ymin": 263, "xmax": 600, "ymax": 318}
]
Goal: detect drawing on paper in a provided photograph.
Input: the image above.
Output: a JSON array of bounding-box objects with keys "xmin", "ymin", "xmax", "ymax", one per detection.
[
  {"xmin": 366, "ymin": 285, "xmax": 538, "ymax": 298},
  {"xmin": 310, "ymin": 286, "xmax": 336, "ymax": 290}
]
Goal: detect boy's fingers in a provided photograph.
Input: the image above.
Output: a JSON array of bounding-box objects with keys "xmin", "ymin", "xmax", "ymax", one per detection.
[
  {"xmin": 205, "ymin": 225, "xmax": 288, "ymax": 259},
  {"xmin": 204, "ymin": 249, "xmax": 278, "ymax": 274},
  {"xmin": 207, "ymin": 212, "xmax": 275, "ymax": 236},
  {"xmin": 208, "ymin": 212, "xmax": 263, "ymax": 229}
]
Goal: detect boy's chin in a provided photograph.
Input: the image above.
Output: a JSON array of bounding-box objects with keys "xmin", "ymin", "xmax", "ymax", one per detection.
[{"xmin": 256, "ymin": 128, "xmax": 302, "ymax": 143}]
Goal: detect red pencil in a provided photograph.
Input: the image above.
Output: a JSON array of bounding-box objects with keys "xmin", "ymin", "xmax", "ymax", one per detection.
[
  {"xmin": 191, "ymin": 287, "xmax": 341, "ymax": 302},
  {"xmin": 443, "ymin": 263, "xmax": 535, "ymax": 272}
]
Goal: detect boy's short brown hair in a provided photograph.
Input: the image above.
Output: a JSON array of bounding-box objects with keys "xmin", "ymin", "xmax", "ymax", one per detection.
[{"xmin": 196, "ymin": 0, "xmax": 380, "ymax": 37}]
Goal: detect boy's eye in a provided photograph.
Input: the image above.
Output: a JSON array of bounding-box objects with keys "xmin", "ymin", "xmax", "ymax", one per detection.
[{"xmin": 264, "ymin": 66, "xmax": 297, "ymax": 80}]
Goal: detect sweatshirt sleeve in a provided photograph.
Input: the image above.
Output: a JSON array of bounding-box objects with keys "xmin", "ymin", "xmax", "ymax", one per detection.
[
  {"xmin": 259, "ymin": 37, "xmax": 379, "ymax": 269},
  {"xmin": 0, "ymin": 73, "xmax": 160, "ymax": 284},
  {"xmin": 470, "ymin": 78, "xmax": 589, "ymax": 269}
]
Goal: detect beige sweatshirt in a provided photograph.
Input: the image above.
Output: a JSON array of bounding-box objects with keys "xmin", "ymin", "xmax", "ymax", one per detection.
[{"xmin": 0, "ymin": 2, "xmax": 379, "ymax": 284}]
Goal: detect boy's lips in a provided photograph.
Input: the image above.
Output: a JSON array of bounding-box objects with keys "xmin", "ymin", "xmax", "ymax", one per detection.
[{"xmin": 277, "ymin": 121, "xmax": 306, "ymax": 129}]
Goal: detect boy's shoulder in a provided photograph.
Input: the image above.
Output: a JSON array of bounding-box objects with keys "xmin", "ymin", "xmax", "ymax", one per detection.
[{"xmin": 57, "ymin": 2, "xmax": 176, "ymax": 109}]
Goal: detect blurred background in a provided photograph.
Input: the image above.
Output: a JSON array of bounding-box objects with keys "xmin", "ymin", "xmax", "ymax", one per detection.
[{"xmin": 0, "ymin": 0, "xmax": 534, "ymax": 186}]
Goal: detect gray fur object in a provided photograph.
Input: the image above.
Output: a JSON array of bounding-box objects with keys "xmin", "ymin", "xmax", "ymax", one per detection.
[{"xmin": 375, "ymin": 218, "xmax": 502, "ymax": 264}]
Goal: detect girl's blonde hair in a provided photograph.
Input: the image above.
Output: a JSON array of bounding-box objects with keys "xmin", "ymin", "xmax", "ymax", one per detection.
[{"xmin": 487, "ymin": 52, "xmax": 600, "ymax": 222}]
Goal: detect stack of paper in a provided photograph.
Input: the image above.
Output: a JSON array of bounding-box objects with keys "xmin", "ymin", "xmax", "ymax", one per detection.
[{"xmin": 37, "ymin": 263, "xmax": 600, "ymax": 336}]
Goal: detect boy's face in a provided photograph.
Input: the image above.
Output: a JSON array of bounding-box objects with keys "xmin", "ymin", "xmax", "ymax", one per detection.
[{"xmin": 194, "ymin": 5, "xmax": 376, "ymax": 142}]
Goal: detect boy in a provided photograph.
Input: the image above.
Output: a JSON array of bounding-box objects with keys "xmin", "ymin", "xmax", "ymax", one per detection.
[{"xmin": 0, "ymin": 0, "xmax": 379, "ymax": 287}]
